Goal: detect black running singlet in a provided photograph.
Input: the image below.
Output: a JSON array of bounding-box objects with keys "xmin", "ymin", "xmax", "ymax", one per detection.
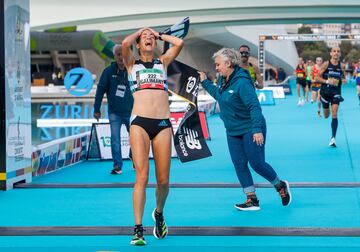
[{"xmin": 322, "ymin": 61, "xmax": 343, "ymax": 94}]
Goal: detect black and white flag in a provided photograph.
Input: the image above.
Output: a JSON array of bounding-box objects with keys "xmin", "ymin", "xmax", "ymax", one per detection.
[
  {"xmin": 163, "ymin": 17, "xmax": 212, "ymax": 162},
  {"xmin": 167, "ymin": 61, "xmax": 212, "ymax": 162}
]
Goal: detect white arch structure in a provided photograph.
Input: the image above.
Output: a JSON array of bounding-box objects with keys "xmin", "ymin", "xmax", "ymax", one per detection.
[
  {"xmin": 258, "ymin": 33, "xmax": 360, "ymax": 76},
  {"xmin": 30, "ymin": 0, "xmax": 360, "ymax": 74}
]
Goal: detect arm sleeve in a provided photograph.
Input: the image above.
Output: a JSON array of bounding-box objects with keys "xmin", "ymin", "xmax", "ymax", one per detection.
[
  {"xmin": 93, "ymin": 68, "xmax": 109, "ymax": 113},
  {"xmin": 237, "ymin": 78, "xmax": 264, "ymax": 134},
  {"xmin": 201, "ymin": 79, "xmax": 221, "ymax": 100}
]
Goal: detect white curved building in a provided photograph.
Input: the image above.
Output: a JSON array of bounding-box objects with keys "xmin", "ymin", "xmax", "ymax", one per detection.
[{"xmin": 30, "ymin": 0, "xmax": 360, "ymax": 76}]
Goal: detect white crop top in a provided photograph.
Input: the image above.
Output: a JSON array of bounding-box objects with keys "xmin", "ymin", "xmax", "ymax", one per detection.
[{"xmin": 128, "ymin": 58, "xmax": 168, "ymax": 93}]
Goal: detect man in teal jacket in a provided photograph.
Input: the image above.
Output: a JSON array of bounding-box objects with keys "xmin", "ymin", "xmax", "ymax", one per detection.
[{"xmin": 94, "ymin": 45, "xmax": 134, "ymax": 174}]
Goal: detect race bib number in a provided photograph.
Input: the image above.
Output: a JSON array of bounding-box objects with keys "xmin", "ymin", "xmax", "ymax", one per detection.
[
  {"xmin": 328, "ymin": 77, "xmax": 339, "ymax": 86},
  {"xmin": 138, "ymin": 69, "xmax": 165, "ymax": 89},
  {"xmin": 297, "ymin": 73, "xmax": 304, "ymax": 78}
]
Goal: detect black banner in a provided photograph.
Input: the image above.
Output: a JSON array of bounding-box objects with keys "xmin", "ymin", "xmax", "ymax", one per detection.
[
  {"xmin": 162, "ymin": 17, "xmax": 189, "ymax": 53},
  {"xmin": 167, "ymin": 60, "xmax": 212, "ymax": 162}
]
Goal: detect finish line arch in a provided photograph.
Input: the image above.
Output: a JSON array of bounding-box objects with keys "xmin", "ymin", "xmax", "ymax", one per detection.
[{"xmin": 258, "ymin": 33, "xmax": 360, "ymax": 77}]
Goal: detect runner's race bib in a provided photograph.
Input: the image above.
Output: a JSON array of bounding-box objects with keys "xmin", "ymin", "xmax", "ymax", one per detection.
[
  {"xmin": 297, "ymin": 73, "xmax": 304, "ymax": 78},
  {"xmin": 137, "ymin": 69, "xmax": 165, "ymax": 90},
  {"xmin": 328, "ymin": 77, "xmax": 339, "ymax": 86}
]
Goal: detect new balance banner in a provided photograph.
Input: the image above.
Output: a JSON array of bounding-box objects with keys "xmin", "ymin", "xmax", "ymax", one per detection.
[
  {"xmin": 170, "ymin": 111, "xmax": 210, "ymax": 140},
  {"xmin": 167, "ymin": 60, "xmax": 212, "ymax": 162},
  {"xmin": 173, "ymin": 107, "xmax": 212, "ymax": 162}
]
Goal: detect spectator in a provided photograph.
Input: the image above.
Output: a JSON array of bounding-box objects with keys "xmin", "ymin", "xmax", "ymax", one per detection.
[{"xmin": 93, "ymin": 44, "xmax": 134, "ymax": 174}]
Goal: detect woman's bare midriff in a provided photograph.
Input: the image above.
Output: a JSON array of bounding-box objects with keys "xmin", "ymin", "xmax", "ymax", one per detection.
[{"xmin": 132, "ymin": 89, "xmax": 170, "ymax": 119}]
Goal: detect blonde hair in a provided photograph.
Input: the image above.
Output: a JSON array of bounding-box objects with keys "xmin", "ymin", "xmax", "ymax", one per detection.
[{"xmin": 212, "ymin": 48, "xmax": 240, "ymax": 67}]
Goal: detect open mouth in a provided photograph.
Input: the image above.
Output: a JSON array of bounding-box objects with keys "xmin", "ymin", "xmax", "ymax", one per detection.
[{"xmin": 145, "ymin": 41, "xmax": 152, "ymax": 46}]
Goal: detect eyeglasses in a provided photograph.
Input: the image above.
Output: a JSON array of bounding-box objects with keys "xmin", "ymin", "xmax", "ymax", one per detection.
[{"xmin": 240, "ymin": 51, "xmax": 250, "ymax": 57}]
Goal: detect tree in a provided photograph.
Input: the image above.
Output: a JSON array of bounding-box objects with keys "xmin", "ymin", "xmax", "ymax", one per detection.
[
  {"xmin": 345, "ymin": 49, "xmax": 360, "ymax": 63},
  {"xmin": 295, "ymin": 26, "xmax": 318, "ymax": 56},
  {"xmin": 299, "ymin": 41, "xmax": 329, "ymax": 61},
  {"xmin": 298, "ymin": 26, "xmax": 313, "ymax": 34},
  {"xmin": 339, "ymin": 41, "xmax": 352, "ymax": 57},
  {"xmin": 294, "ymin": 26, "xmax": 331, "ymax": 61},
  {"xmin": 301, "ymin": 49, "xmax": 326, "ymax": 62}
]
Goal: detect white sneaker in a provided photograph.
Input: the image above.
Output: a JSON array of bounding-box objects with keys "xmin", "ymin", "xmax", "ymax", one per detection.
[
  {"xmin": 297, "ymin": 99, "xmax": 305, "ymax": 106},
  {"xmin": 329, "ymin": 137, "xmax": 336, "ymax": 147}
]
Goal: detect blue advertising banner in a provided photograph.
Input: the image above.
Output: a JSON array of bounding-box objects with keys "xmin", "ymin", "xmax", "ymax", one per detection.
[
  {"xmin": 268, "ymin": 83, "xmax": 292, "ymax": 95},
  {"xmin": 256, "ymin": 89, "xmax": 275, "ymax": 105}
]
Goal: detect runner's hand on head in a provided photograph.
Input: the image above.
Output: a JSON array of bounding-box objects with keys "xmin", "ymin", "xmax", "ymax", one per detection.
[{"xmin": 146, "ymin": 28, "xmax": 160, "ymax": 39}]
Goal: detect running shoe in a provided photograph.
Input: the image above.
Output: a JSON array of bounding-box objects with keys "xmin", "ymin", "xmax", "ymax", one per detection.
[
  {"xmin": 297, "ymin": 98, "xmax": 305, "ymax": 106},
  {"xmin": 329, "ymin": 137, "xmax": 337, "ymax": 147},
  {"xmin": 276, "ymin": 180, "xmax": 292, "ymax": 206},
  {"xmin": 234, "ymin": 197, "xmax": 260, "ymax": 211},
  {"xmin": 152, "ymin": 209, "xmax": 168, "ymax": 239},
  {"xmin": 317, "ymin": 110, "xmax": 321, "ymax": 117},
  {"xmin": 130, "ymin": 225, "xmax": 146, "ymax": 246},
  {"xmin": 110, "ymin": 165, "xmax": 122, "ymax": 175}
]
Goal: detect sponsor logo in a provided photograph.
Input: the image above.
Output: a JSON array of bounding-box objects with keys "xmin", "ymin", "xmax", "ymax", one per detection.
[
  {"xmin": 258, "ymin": 92, "xmax": 266, "ymax": 102},
  {"xmin": 328, "ymin": 71, "xmax": 341, "ymax": 77},
  {"xmin": 186, "ymin": 76, "xmax": 196, "ymax": 93},
  {"xmin": 64, "ymin": 68, "xmax": 94, "ymax": 96},
  {"xmin": 178, "ymin": 135, "xmax": 188, "ymax": 157},
  {"xmin": 100, "ymin": 136, "xmax": 111, "ymax": 147},
  {"xmin": 184, "ymin": 127, "xmax": 202, "ymax": 150},
  {"xmin": 158, "ymin": 120, "xmax": 168, "ymax": 127},
  {"xmin": 185, "ymin": 76, "xmax": 199, "ymax": 96}
]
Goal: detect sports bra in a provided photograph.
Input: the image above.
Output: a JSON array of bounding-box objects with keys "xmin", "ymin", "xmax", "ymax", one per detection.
[{"xmin": 128, "ymin": 58, "xmax": 168, "ymax": 93}]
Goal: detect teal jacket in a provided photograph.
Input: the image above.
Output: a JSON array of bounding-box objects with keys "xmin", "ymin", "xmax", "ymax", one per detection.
[{"xmin": 201, "ymin": 66, "xmax": 265, "ymax": 136}]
